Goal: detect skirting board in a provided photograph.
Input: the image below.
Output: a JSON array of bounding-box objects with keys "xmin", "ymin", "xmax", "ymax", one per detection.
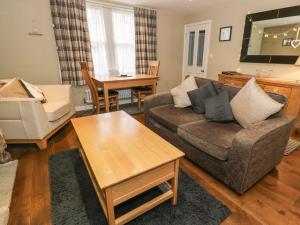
[{"xmin": 75, "ymin": 98, "xmax": 137, "ymax": 112}]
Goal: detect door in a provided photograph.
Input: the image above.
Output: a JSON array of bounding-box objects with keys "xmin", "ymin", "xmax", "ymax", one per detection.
[{"xmin": 183, "ymin": 21, "xmax": 211, "ymax": 79}]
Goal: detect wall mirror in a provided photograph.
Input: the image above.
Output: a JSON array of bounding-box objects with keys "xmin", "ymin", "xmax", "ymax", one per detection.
[{"xmin": 240, "ymin": 5, "xmax": 300, "ymax": 64}]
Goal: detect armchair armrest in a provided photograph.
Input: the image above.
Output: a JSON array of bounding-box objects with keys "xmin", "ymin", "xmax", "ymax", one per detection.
[
  {"xmin": 228, "ymin": 116, "xmax": 294, "ymax": 193},
  {"xmin": 37, "ymin": 85, "xmax": 72, "ymax": 102},
  {"xmin": 38, "ymin": 84, "xmax": 75, "ymax": 113},
  {"xmin": 144, "ymin": 92, "xmax": 174, "ymax": 125}
]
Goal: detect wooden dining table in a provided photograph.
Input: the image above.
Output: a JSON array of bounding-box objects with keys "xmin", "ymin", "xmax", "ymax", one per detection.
[{"xmin": 93, "ymin": 74, "xmax": 159, "ymax": 112}]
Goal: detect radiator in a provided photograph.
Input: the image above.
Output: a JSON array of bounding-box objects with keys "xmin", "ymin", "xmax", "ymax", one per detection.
[
  {"xmin": 84, "ymin": 89, "xmax": 131, "ymax": 103},
  {"xmin": 117, "ymin": 89, "xmax": 131, "ymax": 99}
]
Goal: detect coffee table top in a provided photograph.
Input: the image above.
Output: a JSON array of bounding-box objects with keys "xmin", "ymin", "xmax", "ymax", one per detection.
[{"xmin": 71, "ymin": 111, "xmax": 184, "ymax": 189}]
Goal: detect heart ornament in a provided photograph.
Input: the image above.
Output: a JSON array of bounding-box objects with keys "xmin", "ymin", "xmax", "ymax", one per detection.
[{"xmin": 291, "ymin": 39, "xmax": 300, "ymax": 49}]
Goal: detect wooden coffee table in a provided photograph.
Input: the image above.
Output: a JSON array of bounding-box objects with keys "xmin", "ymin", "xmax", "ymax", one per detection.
[{"xmin": 71, "ymin": 111, "xmax": 184, "ymax": 225}]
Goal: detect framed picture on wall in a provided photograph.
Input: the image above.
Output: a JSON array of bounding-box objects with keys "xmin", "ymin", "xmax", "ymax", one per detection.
[{"xmin": 219, "ymin": 26, "xmax": 232, "ymax": 41}]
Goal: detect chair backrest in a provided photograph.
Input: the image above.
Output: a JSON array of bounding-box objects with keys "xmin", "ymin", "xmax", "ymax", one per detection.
[
  {"xmin": 80, "ymin": 62, "xmax": 99, "ymax": 114},
  {"xmin": 147, "ymin": 61, "xmax": 160, "ymax": 76}
]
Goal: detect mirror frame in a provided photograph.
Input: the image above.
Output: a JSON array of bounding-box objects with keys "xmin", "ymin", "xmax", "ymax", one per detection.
[{"xmin": 240, "ymin": 5, "xmax": 300, "ymax": 64}]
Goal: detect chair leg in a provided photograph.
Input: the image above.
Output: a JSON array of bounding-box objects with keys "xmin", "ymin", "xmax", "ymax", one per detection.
[
  {"xmin": 131, "ymin": 89, "xmax": 134, "ymax": 104},
  {"xmin": 138, "ymin": 92, "xmax": 142, "ymax": 112},
  {"xmin": 116, "ymin": 96, "xmax": 119, "ymax": 111}
]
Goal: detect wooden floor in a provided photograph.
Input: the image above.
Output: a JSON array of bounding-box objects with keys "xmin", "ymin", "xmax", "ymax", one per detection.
[{"xmin": 7, "ymin": 113, "xmax": 300, "ymax": 225}]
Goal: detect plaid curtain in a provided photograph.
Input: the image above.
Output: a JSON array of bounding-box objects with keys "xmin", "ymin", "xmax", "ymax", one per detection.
[
  {"xmin": 134, "ymin": 7, "xmax": 157, "ymax": 74},
  {"xmin": 50, "ymin": 0, "xmax": 94, "ymax": 86}
]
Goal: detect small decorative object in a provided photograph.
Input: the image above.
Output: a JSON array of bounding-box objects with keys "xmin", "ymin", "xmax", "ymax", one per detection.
[
  {"xmin": 0, "ymin": 129, "xmax": 11, "ymax": 164},
  {"xmin": 28, "ymin": 20, "xmax": 43, "ymax": 36},
  {"xmin": 291, "ymin": 27, "xmax": 300, "ymax": 49},
  {"xmin": 282, "ymin": 38, "xmax": 293, "ymax": 46},
  {"xmin": 219, "ymin": 26, "xmax": 232, "ymax": 42}
]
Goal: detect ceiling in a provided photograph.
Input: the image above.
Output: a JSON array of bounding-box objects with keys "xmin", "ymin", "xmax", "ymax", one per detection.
[{"xmin": 109, "ymin": 0, "xmax": 229, "ymax": 14}]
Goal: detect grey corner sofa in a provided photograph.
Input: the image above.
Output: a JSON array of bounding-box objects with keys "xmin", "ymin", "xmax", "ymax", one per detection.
[{"xmin": 144, "ymin": 77, "xmax": 294, "ymax": 194}]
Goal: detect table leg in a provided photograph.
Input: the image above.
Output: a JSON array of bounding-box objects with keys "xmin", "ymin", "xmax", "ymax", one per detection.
[
  {"xmin": 171, "ymin": 159, "xmax": 180, "ymax": 205},
  {"xmin": 105, "ymin": 188, "xmax": 115, "ymax": 225},
  {"xmin": 103, "ymin": 85, "xmax": 110, "ymax": 113},
  {"xmin": 151, "ymin": 80, "xmax": 157, "ymax": 94}
]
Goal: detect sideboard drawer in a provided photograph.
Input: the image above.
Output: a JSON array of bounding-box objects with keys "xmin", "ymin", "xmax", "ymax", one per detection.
[{"xmin": 263, "ymin": 85, "xmax": 291, "ymax": 98}]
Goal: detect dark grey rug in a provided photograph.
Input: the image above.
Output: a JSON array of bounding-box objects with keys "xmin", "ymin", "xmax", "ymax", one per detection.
[{"xmin": 49, "ymin": 150, "xmax": 231, "ymax": 225}]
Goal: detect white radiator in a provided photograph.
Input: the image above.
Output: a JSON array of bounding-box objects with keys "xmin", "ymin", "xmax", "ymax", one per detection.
[
  {"xmin": 117, "ymin": 89, "xmax": 131, "ymax": 99},
  {"xmin": 85, "ymin": 89, "xmax": 92, "ymax": 104}
]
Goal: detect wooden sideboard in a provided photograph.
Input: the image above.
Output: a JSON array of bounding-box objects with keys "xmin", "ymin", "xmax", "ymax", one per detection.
[{"xmin": 218, "ymin": 74, "xmax": 300, "ymax": 135}]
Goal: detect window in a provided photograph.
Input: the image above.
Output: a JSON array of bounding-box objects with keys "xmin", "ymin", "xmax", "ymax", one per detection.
[{"xmin": 87, "ymin": 3, "xmax": 135, "ymax": 78}]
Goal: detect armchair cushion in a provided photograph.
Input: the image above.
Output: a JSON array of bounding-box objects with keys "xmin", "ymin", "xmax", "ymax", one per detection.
[
  {"xmin": 178, "ymin": 120, "xmax": 242, "ymax": 160},
  {"xmin": 42, "ymin": 101, "xmax": 70, "ymax": 122}
]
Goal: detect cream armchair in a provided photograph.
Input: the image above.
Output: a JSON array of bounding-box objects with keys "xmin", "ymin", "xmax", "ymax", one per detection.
[{"xmin": 0, "ymin": 85, "xmax": 75, "ymax": 150}]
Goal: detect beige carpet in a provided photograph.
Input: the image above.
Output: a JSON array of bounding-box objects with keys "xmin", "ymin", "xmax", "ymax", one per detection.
[
  {"xmin": 0, "ymin": 160, "xmax": 18, "ymax": 225},
  {"xmin": 284, "ymin": 139, "xmax": 300, "ymax": 156}
]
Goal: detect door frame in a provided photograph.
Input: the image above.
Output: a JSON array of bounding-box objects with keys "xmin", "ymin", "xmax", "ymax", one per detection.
[{"xmin": 182, "ymin": 20, "xmax": 212, "ymax": 80}]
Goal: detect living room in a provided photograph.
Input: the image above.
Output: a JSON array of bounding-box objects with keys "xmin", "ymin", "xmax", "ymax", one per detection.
[{"xmin": 1, "ymin": 0, "xmax": 300, "ymax": 225}]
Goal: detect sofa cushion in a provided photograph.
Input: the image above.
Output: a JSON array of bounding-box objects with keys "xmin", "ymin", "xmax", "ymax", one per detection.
[
  {"xmin": 42, "ymin": 101, "xmax": 70, "ymax": 122},
  {"xmin": 230, "ymin": 78, "xmax": 283, "ymax": 128},
  {"xmin": 204, "ymin": 91, "xmax": 234, "ymax": 122},
  {"xmin": 170, "ymin": 76, "xmax": 198, "ymax": 108},
  {"xmin": 178, "ymin": 120, "xmax": 242, "ymax": 160},
  {"xmin": 149, "ymin": 104, "xmax": 205, "ymax": 132},
  {"xmin": 187, "ymin": 81, "xmax": 217, "ymax": 114}
]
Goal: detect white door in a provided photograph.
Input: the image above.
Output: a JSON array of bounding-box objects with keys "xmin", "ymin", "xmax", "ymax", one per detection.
[{"xmin": 182, "ymin": 21, "xmax": 211, "ymax": 79}]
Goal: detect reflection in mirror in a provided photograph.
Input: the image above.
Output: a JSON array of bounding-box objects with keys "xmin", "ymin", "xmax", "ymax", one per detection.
[{"xmin": 248, "ymin": 16, "xmax": 300, "ymax": 56}]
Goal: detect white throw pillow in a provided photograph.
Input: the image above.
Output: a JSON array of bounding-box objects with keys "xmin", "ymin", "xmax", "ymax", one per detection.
[
  {"xmin": 230, "ymin": 78, "xmax": 283, "ymax": 128},
  {"xmin": 170, "ymin": 76, "xmax": 198, "ymax": 108}
]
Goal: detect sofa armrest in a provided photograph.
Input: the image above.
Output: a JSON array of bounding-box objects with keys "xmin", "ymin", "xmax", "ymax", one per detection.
[
  {"xmin": 144, "ymin": 92, "xmax": 174, "ymax": 126},
  {"xmin": 228, "ymin": 116, "xmax": 294, "ymax": 193}
]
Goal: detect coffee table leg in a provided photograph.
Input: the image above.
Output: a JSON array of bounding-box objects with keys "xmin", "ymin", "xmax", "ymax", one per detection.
[
  {"xmin": 171, "ymin": 159, "xmax": 180, "ymax": 205},
  {"xmin": 105, "ymin": 188, "xmax": 116, "ymax": 225}
]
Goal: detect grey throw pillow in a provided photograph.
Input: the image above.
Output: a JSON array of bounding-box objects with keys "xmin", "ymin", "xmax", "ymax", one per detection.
[
  {"xmin": 204, "ymin": 91, "xmax": 234, "ymax": 122},
  {"xmin": 187, "ymin": 81, "xmax": 217, "ymax": 114}
]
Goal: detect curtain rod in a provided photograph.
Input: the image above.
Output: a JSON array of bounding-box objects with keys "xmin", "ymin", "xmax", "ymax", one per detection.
[{"xmin": 86, "ymin": 0, "xmax": 156, "ymax": 11}]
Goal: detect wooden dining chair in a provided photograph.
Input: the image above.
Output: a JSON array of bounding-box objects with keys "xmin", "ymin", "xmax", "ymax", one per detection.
[
  {"xmin": 131, "ymin": 60, "xmax": 160, "ymax": 112},
  {"xmin": 80, "ymin": 62, "xmax": 119, "ymax": 114}
]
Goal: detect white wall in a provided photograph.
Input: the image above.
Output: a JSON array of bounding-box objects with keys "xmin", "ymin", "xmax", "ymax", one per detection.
[
  {"xmin": 0, "ymin": 0, "xmax": 185, "ymax": 107},
  {"xmin": 0, "ymin": 0, "xmax": 60, "ymax": 84},
  {"xmin": 186, "ymin": 0, "xmax": 300, "ymax": 81},
  {"xmin": 157, "ymin": 10, "xmax": 185, "ymax": 92}
]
